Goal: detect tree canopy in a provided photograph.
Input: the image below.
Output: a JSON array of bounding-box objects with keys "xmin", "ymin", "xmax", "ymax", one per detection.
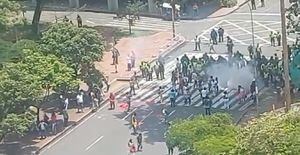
[
  {"xmin": 234, "ymin": 110, "xmax": 300, "ymax": 154},
  {"xmin": 0, "ymin": 0, "xmax": 25, "ymax": 30},
  {"xmin": 166, "ymin": 113, "xmax": 237, "ymax": 155},
  {"xmin": 40, "ymin": 23, "xmax": 105, "ymax": 78}
]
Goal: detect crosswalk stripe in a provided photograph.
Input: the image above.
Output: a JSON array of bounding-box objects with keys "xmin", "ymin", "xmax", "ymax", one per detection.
[{"xmin": 212, "ymin": 89, "xmax": 233, "ymax": 108}]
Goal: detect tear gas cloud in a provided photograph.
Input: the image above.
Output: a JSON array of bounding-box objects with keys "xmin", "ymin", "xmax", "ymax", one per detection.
[{"xmin": 206, "ymin": 63, "xmax": 254, "ymax": 90}]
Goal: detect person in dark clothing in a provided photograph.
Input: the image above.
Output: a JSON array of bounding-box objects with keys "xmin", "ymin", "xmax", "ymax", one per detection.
[
  {"xmin": 276, "ymin": 32, "xmax": 281, "ymax": 46},
  {"xmin": 77, "ymin": 14, "xmax": 82, "ymax": 27},
  {"xmin": 218, "ymin": 27, "xmax": 224, "ymax": 42},
  {"xmin": 137, "ymin": 133, "xmax": 143, "ymax": 151},
  {"xmin": 261, "ymin": 0, "xmax": 265, "ymax": 7},
  {"xmin": 210, "ymin": 29, "xmax": 218, "ymax": 45},
  {"xmin": 251, "ymin": 0, "xmax": 256, "ymax": 10}
]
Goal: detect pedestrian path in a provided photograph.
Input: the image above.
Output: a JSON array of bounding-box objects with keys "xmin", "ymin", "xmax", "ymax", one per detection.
[
  {"xmin": 114, "ymin": 53, "xmax": 256, "ymax": 112},
  {"xmin": 104, "ymin": 16, "xmax": 180, "ymax": 31}
]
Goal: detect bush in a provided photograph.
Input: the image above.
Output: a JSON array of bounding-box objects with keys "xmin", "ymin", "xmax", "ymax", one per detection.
[{"xmin": 221, "ymin": 0, "xmax": 237, "ymax": 7}]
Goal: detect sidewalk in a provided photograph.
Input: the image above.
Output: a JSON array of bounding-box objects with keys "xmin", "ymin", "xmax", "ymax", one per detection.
[
  {"xmin": 207, "ymin": 0, "xmax": 249, "ymax": 18},
  {"xmin": 4, "ymin": 31, "xmax": 185, "ymax": 154}
]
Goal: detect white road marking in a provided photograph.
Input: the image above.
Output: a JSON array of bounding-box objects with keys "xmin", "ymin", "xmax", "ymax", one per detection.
[
  {"xmin": 122, "ymin": 108, "xmax": 137, "ymax": 120},
  {"xmin": 224, "ymin": 20, "xmax": 270, "ymax": 44},
  {"xmin": 140, "ymin": 111, "xmax": 154, "ymax": 122},
  {"xmin": 43, "ymin": 103, "xmax": 109, "ymax": 151},
  {"xmin": 86, "ymin": 20, "xmax": 96, "ymax": 24},
  {"xmin": 168, "ymin": 110, "xmax": 176, "ymax": 116},
  {"xmin": 85, "ymin": 136, "xmax": 104, "ymax": 151},
  {"xmin": 254, "ymin": 21, "xmax": 295, "ymax": 42},
  {"xmin": 232, "ymin": 13, "xmax": 281, "ymax": 16},
  {"xmin": 187, "ymin": 114, "xmax": 194, "ymax": 119}
]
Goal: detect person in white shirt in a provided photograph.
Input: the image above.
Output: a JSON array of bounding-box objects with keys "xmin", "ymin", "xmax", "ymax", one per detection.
[
  {"xmin": 76, "ymin": 91, "xmax": 84, "ymax": 113},
  {"xmin": 194, "ymin": 35, "xmax": 201, "ymax": 51}
]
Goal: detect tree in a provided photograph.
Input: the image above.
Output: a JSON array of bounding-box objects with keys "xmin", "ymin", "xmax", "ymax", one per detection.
[
  {"xmin": 233, "ymin": 110, "xmax": 300, "ymax": 154},
  {"xmin": 40, "ymin": 23, "xmax": 105, "ymax": 80},
  {"xmin": 166, "ymin": 113, "xmax": 237, "ymax": 155},
  {"xmin": 0, "ymin": 0, "xmax": 25, "ymax": 31},
  {"xmin": 0, "ymin": 48, "xmax": 77, "ymax": 139},
  {"xmin": 32, "ymin": 0, "xmax": 46, "ymax": 34},
  {"xmin": 124, "ymin": 0, "xmax": 147, "ymax": 34}
]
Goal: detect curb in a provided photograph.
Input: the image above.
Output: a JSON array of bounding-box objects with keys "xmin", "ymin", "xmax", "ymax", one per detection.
[
  {"xmin": 35, "ymin": 34, "xmax": 186, "ymax": 154},
  {"xmin": 207, "ymin": 0, "xmax": 250, "ymax": 19}
]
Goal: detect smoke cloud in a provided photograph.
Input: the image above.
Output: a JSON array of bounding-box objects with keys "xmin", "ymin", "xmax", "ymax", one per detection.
[{"xmin": 206, "ymin": 63, "xmax": 255, "ymax": 90}]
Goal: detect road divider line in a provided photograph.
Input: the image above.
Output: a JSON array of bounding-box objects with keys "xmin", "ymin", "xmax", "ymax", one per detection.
[
  {"xmin": 122, "ymin": 108, "xmax": 137, "ymax": 120},
  {"xmin": 85, "ymin": 136, "xmax": 104, "ymax": 151},
  {"xmin": 45, "ymin": 103, "xmax": 108, "ymax": 150},
  {"xmin": 140, "ymin": 111, "xmax": 154, "ymax": 123},
  {"xmin": 168, "ymin": 110, "xmax": 176, "ymax": 117}
]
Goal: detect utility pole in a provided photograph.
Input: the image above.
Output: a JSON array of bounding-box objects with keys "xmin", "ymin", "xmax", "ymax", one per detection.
[
  {"xmin": 248, "ymin": 3, "xmax": 259, "ymax": 114},
  {"xmin": 171, "ymin": 0, "xmax": 176, "ymax": 38},
  {"xmin": 280, "ymin": 0, "xmax": 292, "ymax": 112}
]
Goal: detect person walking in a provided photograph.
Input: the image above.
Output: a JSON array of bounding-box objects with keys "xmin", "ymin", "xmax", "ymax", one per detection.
[
  {"xmin": 131, "ymin": 112, "xmax": 138, "ymax": 134},
  {"xmin": 223, "ymin": 91, "xmax": 230, "ymax": 109},
  {"xmin": 203, "ymin": 96, "xmax": 212, "ymax": 115},
  {"xmin": 50, "ymin": 112, "xmax": 57, "ymax": 135},
  {"xmin": 112, "ymin": 47, "xmax": 120, "ymax": 65},
  {"xmin": 133, "ymin": 71, "xmax": 139, "ymax": 89},
  {"xmin": 162, "ymin": 107, "xmax": 169, "ymax": 123},
  {"xmin": 137, "ymin": 133, "xmax": 143, "ymax": 151},
  {"xmin": 129, "ymin": 78, "xmax": 136, "ymax": 95},
  {"xmin": 169, "ymin": 89, "xmax": 177, "ymax": 107},
  {"xmin": 126, "ymin": 92, "xmax": 132, "ymax": 112},
  {"xmin": 194, "ymin": 35, "xmax": 201, "ymax": 51},
  {"xmin": 128, "ymin": 139, "xmax": 136, "ymax": 154},
  {"xmin": 251, "ymin": 0, "xmax": 256, "ymax": 10},
  {"xmin": 209, "ymin": 41, "xmax": 216, "ymax": 53},
  {"xmin": 166, "ymin": 140, "xmax": 174, "ymax": 155},
  {"xmin": 76, "ymin": 90, "xmax": 84, "ymax": 113},
  {"xmin": 77, "ymin": 14, "xmax": 82, "ymax": 27},
  {"xmin": 109, "ymin": 92, "xmax": 116, "ymax": 110},
  {"xmin": 158, "ymin": 86, "xmax": 164, "ymax": 104},
  {"xmin": 184, "ymin": 87, "xmax": 191, "ymax": 106}
]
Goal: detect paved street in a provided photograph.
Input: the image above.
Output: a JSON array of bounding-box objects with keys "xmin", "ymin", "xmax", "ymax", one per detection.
[
  {"xmin": 25, "ymin": 11, "xmax": 179, "ymax": 31},
  {"xmin": 38, "ymin": 0, "xmax": 288, "ymax": 154}
]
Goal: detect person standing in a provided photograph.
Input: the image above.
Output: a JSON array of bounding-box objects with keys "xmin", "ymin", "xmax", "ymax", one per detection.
[
  {"xmin": 162, "ymin": 107, "xmax": 169, "ymax": 123},
  {"xmin": 62, "ymin": 110, "xmax": 69, "ymax": 127},
  {"xmin": 184, "ymin": 87, "xmax": 191, "ymax": 106},
  {"xmin": 109, "ymin": 92, "xmax": 116, "ymax": 110},
  {"xmin": 276, "ymin": 32, "xmax": 281, "ymax": 46},
  {"xmin": 270, "ymin": 31, "xmax": 275, "ymax": 46},
  {"xmin": 209, "ymin": 41, "xmax": 216, "ymax": 53},
  {"xmin": 218, "ymin": 27, "xmax": 224, "ymax": 42},
  {"xmin": 103, "ymin": 75, "xmax": 110, "ymax": 92},
  {"xmin": 251, "ymin": 0, "xmax": 256, "ymax": 10},
  {"xmin": 261, "ymin": 0, "xmax": 265, "ymax": 7},
  {"xmin": 131, "ymin": 112, "xmax": 138, "ymax": 134},
  {"xmin": 127, "ymin": 54, "xmax": 132, "ymax": 71},
  {"xmin": 194, "ymin": 35, "xmax": 201, "ymax": 51},
  {"xmin": 169, "ymin": 89, "xmax": 177, "ymax": 107},
  {"xmin": 38, "ymin": 121, "xmax": 47, "ymax": 139},
  {"xmin": 129, "ymin": 78, "xmax": 136, "ymax": 95},
  {"xmin": 210, "ymin": 29, "xmax": 218, "ymax": 45},
  {"xmin": 133, "ymin": 71, "xmax": 139, "ymax": 89},
  {"xmin": 112, "ymin": 47, "xmax": 120, "ymax": 65},
  {"xmin": 77, "ymin": 14, "xmax": 82, "ymax": 27},
  {"xmin": 166, "ymin": 141, "xmax": 174, "ymax": 155},
  {"xmin": 137, "ymin": 133, "xmax": 143, "ymax": 151},
  {"xmin": 158, "ymin": 86, "xmax": 164, "ymax": 104},
  {"xmin": 50, "ymin": 112, "xmax": 57, "ymax": 135},
  {"xmin": 203, "ymin": 96, "xmax": 212, "ymax": 115},
  {"xmin": 76, "ymin": 90, "xmax": 84, "ymax": 113},
  {"xmin": 130, "ymin": 51, "xmax": 136, "ymax": 68}
]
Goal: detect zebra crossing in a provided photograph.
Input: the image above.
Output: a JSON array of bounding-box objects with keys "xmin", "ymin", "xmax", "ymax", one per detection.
[
  {"xmin": 104, "ymin": 16, "xmax": 179, "ymax": 31},
  {"xmin": 115, "ymin": 52, "xmax": 255, "ymax": 112}
]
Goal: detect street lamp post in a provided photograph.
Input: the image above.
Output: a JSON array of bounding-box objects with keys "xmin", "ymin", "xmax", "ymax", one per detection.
[
  {"xmin": 280, "ymin": 0, "xmax": 292, "ymax": 112},
  {"xmin": 248, "ymin": 3, "xmax": 259, "ymax": 113},
  {"xmin": 171, "ymin": 0, "xmax": 176, "ymax": 38}
]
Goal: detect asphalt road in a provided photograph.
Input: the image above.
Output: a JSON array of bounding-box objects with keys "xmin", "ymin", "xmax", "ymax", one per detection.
[{"xmin": 39, "ymin": 0, "xmax": 286, "ymax": 154}]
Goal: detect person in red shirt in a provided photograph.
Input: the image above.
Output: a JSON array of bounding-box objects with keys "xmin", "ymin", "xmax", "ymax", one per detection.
[
  {"xmin": 109, "ymin": 92, "xmax": 116, "ymax": 110},
  {"xmin": 51, "ymin": 112, "xmax": 57, "ymax": 135}
]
